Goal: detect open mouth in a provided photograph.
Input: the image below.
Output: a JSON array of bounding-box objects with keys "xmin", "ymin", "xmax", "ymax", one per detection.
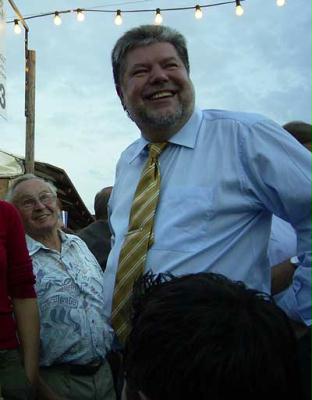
[{"xmin": 145, "ymin": 90, "xmax": 176, "ymax": 100}]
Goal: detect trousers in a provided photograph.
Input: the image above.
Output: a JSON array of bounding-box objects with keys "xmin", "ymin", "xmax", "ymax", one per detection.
[
  {"xmin": 40, "ymin": 358, "xmax": 116, "ymax": 400},
  {"xmin": 0, "ymin": 349, "xmax": 34, "ymax": 400}
]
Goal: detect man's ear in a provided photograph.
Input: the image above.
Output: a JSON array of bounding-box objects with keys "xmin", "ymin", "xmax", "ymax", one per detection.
[{"xmin": 116, "ymin": 84, "xmax": 126, "ymax": 111}]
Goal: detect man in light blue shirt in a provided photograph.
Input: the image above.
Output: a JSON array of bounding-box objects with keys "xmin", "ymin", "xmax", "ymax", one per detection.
[{"xmin": 105, "ymin": 25, "xmax": 311, "ymax": 332}]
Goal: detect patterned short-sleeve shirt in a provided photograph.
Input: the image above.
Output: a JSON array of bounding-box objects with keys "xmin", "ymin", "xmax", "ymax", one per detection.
[{"xmin": 27, "ymin": 231, "xmax": 113, "ymax": 366}]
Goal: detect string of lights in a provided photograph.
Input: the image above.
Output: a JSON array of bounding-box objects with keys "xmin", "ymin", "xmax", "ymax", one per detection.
[{"xmin": 10, "ymin": 0, "xmax": 286, "ymax": 34}]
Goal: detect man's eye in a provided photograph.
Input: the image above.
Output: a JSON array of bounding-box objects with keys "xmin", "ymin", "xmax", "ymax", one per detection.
[
  {"xmin": 22, "ymin": 199, "xmax": 34, "ymax": 208},
  {"xmin": 165, "ymin": 63, "xmax": 178, "ymax": 69},
  {"xmin": 39, "ymin": 193, "xmax": 54, "ymax": 203},
  {"xmin": 132, "ymin": 69, "xmax": 147, "ymax": 76},
  {"xmin": 40, "ymin": 194, "xmax": 50, "ymax": 202}
]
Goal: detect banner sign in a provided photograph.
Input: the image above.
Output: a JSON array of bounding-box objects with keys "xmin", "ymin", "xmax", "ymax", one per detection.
[{"xmin": 0, "ymin": 0, "xmax": 6, "ymax": 120}]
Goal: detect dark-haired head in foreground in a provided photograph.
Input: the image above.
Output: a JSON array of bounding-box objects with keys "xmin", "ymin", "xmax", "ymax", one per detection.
[{"xmin": 123, "ymin": 272, "xmax": 301, "ymax": 400}]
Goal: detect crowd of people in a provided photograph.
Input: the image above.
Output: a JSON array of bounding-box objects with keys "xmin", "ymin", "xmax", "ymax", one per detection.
[{"xmin": 0, "ymin": 25, "xmax": 310, "ymax": 400}]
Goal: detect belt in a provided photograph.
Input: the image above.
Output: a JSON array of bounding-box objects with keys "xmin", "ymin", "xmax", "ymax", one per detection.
[
  {"xmin": 68, "ymin": 361, "xmax": 102, "ymax": 376},
  {"xmin": 43, "ymin": 361, "xmax": 103, "ymax": 376}
]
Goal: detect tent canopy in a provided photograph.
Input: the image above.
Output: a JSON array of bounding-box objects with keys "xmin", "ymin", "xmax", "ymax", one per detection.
[{"xmin": 0, "ymin": 149, "xmax": 93, "ymax": 230}]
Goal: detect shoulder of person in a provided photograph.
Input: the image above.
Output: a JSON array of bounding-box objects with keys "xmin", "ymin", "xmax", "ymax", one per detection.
[
  {"xmin": 202, "ymin": 109, "xmax": 270, "ymax": 127},
  {"xmin": 64, "ymin": 233, "xmax": 86, "ymax": 244}
]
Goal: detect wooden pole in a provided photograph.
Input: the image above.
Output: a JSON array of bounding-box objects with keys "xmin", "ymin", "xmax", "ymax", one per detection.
[
  {"xmin": 25, "ymin": 49, "xmax": 36, "ymax": 174},
  {"xmin": 7, "ymin": 1, "xmax": 34, "ymax": 174}
]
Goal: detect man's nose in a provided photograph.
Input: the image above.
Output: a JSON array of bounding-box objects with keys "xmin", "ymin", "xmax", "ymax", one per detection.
[
  {"xmin": 149, "ymin": 65, "xmax": 169, "ymax": 84},
  {"xmin": 33, "ymin": 198, "xmax": 46, "ymax": 210}
]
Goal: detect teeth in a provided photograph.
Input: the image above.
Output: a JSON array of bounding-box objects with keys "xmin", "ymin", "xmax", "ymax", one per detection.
[{"xmin": 150, "ymin": 91, "xmax": 172, "ymax": 100}]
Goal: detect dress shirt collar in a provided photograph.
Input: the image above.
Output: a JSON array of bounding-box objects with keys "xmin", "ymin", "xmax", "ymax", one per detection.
[
  {"xmin": 26, "ymin": 230, "xmax": 68, "ymax": 256},
  {"xmin": 128, "ymin": 107, "xmax": 203, "ymax": 164}
]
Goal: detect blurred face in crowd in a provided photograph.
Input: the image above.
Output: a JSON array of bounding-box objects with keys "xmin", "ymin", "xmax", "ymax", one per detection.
[
  {"xmin": 12, "ymin": 179, "xmax": 58, "ymax": 240},
  {"xmin": 118, "ymin": 42, "xmax": 195, "ymax": 142}
]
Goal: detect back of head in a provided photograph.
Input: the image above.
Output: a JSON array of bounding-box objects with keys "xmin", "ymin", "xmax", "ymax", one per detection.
[
  {"xmin": 283, "ymin": 121, "xmax": 311, "ymax": 148},
  {"xmin": 111, "ymin": 25, "xmax": 190, "ymax": 88},
  {"xmin": 94, "ymin": 186, "xmax": 112, "ymax": 220},
  {"xmin": 125, "ymin": 272, "xmax": 299, "ymax": 400}
]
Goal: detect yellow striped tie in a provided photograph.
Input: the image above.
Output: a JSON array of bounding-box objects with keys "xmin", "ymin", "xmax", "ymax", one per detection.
[{"xmin": 111, "ymin": 142, "xmax": 167, "ymax": 344}]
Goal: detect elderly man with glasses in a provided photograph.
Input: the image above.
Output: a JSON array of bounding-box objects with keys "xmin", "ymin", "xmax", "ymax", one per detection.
[{"xmin": 6, "ymin": 174, "xmax": 116, "ymax": 400}]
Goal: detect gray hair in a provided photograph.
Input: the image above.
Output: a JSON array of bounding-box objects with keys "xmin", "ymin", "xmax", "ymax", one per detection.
[
  {"xmin": 6, "ymin": 173, "xmax": 57, "ymax": 202},
  {"xmin": 112, "ymin": 25, "xmax": 190, "ymax": 88}
]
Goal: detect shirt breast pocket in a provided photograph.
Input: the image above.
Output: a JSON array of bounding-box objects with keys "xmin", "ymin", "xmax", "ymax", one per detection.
[{"xmin": 154, "ymin": 186, "xmax": 216, "ymax": 252}]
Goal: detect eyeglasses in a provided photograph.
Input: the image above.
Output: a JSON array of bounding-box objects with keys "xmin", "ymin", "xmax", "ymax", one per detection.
[{"xmin": 19, "ymin": 192, "xmax": 57, "ymax": 210}]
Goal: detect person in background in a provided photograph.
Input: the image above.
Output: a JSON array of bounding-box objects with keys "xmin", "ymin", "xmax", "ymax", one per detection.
[
  {"xmin": 103, "ymin": 25, "xmax": 311, "ymax": 347},
  {"xmin": 123, "ymin": 272, "xmax": 302, "ymax": 400},
  {"xmin": 268, "ymin": 120, "xmax": 311, "ymax": 400},
  {"xmin": 7, "ymin": 174, "xmax": 116, "ymax": 400},
  {"xmin": 270, "ymin": 121, "xmax": 311, "ymax": 295},
  {"xmin": 0, "ymin": 199, "xmax": 40, "ymax": 400},
  {"xmin": 78, "ymin": 186, "xmax": 113, "ymax": 271}
]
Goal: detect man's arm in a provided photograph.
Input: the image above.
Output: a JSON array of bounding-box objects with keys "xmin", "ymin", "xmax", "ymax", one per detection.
[
  {"xmin": 12, "ymin": 298, "xmax": 40, "ymax": 386},
  {"xmin": 13, "ymin": 299, "xmax": 67, "ymax": 400},
  {"xmin": 241, "ymin": 119, "xmax": 311, "ymax": 324}
]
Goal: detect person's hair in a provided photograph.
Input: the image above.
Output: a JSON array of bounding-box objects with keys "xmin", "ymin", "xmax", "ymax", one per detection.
[
  {"xmin": 6, "ymin": 173, "xmax": 57, "ymax": 202},
  {"xmin": 112, "ymin": 25, "xmax": 190, "ymax": 88},
  {"xmin": 283, "ymin": 121, "xmax": 311, "ymax": 145},
  {"xmin": 124, "ymin": 272, "xmax": 300, "ymax": 400},
  {"xmin": 94, "ymin": 186, "xmax": 112, "ymax": 220}
]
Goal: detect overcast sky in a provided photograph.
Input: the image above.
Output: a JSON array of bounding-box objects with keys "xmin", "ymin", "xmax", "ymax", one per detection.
[{"xmin": 1, "ymin": 0, "xmax": 311, "ymax": 211}]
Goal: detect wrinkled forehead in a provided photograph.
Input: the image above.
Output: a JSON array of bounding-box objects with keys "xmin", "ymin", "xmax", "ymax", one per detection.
[
  {"xmin": 14, "ymin": 179, "xmax": 52, "ymax": 199},
  {"xmin": 120, "ymin": 42, "xmax": 183, "ymax": 84}
]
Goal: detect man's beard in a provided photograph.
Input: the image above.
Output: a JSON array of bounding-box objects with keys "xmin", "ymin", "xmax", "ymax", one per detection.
[
  {"xmin": 127, "ymin": 104, "xmax": 188, "ymax": 130},
  {"xmin": 133, "ymin": 106, "xmax": 185, "ymax": 129}
]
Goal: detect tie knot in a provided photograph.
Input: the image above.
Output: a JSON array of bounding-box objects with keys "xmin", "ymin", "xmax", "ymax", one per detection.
[{"xmin": 148, "ymin": 142, "xmax": 167, "ymax": 160}]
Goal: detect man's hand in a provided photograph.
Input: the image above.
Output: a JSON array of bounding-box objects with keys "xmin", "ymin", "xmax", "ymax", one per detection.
[{"xmin": 271, "ymin": 258, "xmax": 296, "ymax": 295}]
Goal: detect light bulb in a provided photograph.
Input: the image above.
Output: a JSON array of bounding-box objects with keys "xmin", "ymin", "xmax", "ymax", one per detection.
[
  {"xmin": 154, "ymin": 9, "xmax": 163, "ymax": 25},
  {"xmin": 235, "ymin": 0, "xmax": 244, "ymax": 17},
  {"xmin": 14, "ymin": 19, "xmax": 22, "ymax": 34},
  {"xmin": 195, "ymin": 5, "xmax": 203, "ymax": 19},
  {"xmin": 54, "ymin": 12, "xmax": 62, "ymax": 26},
  {"xmin": 76, "ymin": 9, "xmax": 85, "ymax": 22},
  {"xmin": 276, "ymin": 0, "xmax": 286, "ymax": 6},
  {"xmin": 114, "ymin": 10, "xmax": 123, "ymax": 26}
]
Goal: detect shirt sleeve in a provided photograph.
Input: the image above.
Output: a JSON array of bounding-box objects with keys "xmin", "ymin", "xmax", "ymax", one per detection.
[
  {"xmin": 5, "ymin": 202, "xmax": 36, "ymax": 299},
  {"xmin": 240, "ymin": 118, "xmax": 311, "ymax": 325},
  {"xmin": 268, "ymin": 216, "xmax": 297, "ymax": 266}
]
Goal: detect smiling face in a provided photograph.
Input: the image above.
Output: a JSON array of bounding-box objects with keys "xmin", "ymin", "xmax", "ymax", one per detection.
[
  {"xmin": 12, "ymin": 179, "xmax": 59, "ymax": 240},
  {"xmin": 118, "ymin": 42, "xmax": 195, "ymax": 141}
]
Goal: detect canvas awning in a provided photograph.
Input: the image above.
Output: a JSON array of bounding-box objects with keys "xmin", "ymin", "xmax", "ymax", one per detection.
[{"xmin": 0, "ymin": 149, "xmax": 94, "ymax": 230}]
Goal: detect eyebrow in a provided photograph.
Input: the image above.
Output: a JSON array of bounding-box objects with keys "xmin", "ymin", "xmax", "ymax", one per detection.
[{"xmin": 17, "ymin": 190, "xmax": 52, "ymax": 200}]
